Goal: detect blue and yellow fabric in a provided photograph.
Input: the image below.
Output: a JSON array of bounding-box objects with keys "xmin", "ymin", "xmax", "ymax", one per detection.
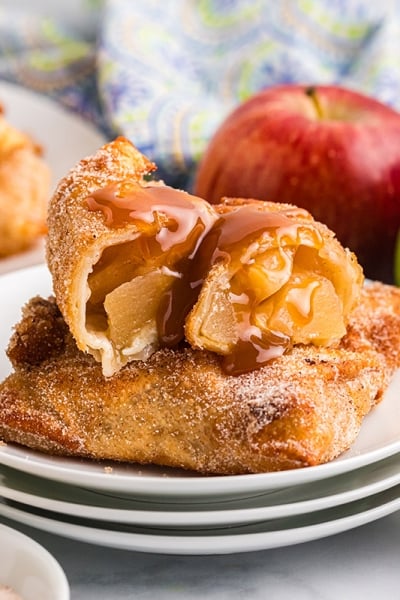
[{"xmin": 1, "ymin": 0, "xmax": 399, "ymax": 189}]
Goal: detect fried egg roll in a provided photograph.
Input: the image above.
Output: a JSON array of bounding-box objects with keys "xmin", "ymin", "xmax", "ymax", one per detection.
[
  {"xmin": 47, "ymin": 137, "xmax": 217, "ymax": 376},
  {"xmin": 186, "ymin": 199, "xmax": 364, "ymax": 374}
]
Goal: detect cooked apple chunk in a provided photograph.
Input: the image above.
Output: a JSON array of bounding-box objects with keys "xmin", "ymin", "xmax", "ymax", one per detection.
[
  {"xmin": 102, "ymin": 269, "xmax": 176, "ymax": 358},
  {"xmin": 185, "ymin": 199, "xmax": 364, "ymax": 374}
]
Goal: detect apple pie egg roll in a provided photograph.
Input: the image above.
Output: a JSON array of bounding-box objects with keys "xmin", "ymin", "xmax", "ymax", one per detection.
[
  {"xmin": 185, "ymin": 198, "xmax": 364, "ymax": 375},
  {"xmin": 47, "ymin": 137, "xmax": 217, "ymax": 376}
]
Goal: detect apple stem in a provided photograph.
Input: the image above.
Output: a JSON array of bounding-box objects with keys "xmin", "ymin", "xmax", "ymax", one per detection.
[{"xmin": 305, "ymin": 86, "xmax": 323, "ymax": 119}]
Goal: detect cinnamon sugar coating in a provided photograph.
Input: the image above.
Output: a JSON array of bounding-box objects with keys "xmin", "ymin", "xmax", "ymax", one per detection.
[{"xmin": 46, "ymin": 136, "xmax": 156, "ymax": 337}]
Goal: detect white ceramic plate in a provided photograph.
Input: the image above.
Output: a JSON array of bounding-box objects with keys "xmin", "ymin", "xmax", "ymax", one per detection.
[
  {"xmin": 1, "ymin": 265, "xmax": 400, "ymax": 500},
  {"xmin": 0, "ymin": 488, "xmax": 400, "ymax": 555},
  {"xmin": 0, "ymin": 80, "xmax": 106, "ymax": 275},
  {"xmin": 0, "ymin": 522, "xmax": 69, "ymax": 600},
  {"xmin": 1, "ymin": 452, "xmax": 400, "ymax": 527}
]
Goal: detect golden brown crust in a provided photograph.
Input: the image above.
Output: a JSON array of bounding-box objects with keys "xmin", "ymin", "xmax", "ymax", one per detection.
[
  {"xmin": 46, "ymin": 136, "xmax": 156, "ymax": 343},
  {"xmin": 342, "ymin": 282, "xmax": 400, "ymax": 373},
  {"xmin": 0, "ymin": 112, "xmax": 50, "ymax": 256},
  {"xmin": 7, "ymin": 296, "xmax": 68, "ymax": 367},
  {"xmin": 47, "ymin": 136, "xmax": 155, "ymax": 278},
  {"xmin": 0, "ymin": 282, "xmax": 399, "ymax": 474}
]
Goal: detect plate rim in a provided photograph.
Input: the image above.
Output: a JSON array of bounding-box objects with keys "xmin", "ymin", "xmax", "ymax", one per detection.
[
  {"xmin": 1, "ymin": 451, "xmax": 400, "ymax": 526},
  {"xmin": 0, "ymin": 80, "xmax": 105, "ymax": 164},
  {"xmin": 1, "ymin": 489, "xmax": 399, "ymax": 555}
]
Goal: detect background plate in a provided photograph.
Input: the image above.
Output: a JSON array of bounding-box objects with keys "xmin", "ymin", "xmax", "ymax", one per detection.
[{"xmin": 0, "ymin": 80, "xmax": 106, "ymax": 275}]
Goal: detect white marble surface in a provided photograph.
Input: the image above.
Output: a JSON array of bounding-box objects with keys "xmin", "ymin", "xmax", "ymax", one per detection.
[{"xmin": 1, "ymin": 512, "xmax": 400, "ymax": 599}]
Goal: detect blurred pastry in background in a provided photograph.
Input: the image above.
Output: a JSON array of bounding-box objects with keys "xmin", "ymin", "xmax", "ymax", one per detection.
[{"xmin": 0, "ymin": 104, "xmax": 50, "ymax": 257}]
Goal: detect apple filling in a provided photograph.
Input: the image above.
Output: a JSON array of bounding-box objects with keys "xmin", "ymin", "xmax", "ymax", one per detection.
[
  {"xmin": 185, "ymin": 200, "xmax": 364, "ymax": 375},
  {"xmin": 77, "ymin": 186, "xmax": 362, "ymax": 378},
  {"xmin": 79, "ymin": 183, "xmax": 217, "ymax": 376},
  {"xmin": 85, "ymin": 238, "xmax": 179, "ymax": 370}
]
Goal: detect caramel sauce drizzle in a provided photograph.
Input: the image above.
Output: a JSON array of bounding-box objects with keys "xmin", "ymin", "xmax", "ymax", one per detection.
[
  {"xmin": 223, "ymin": 293, "xmax": 291, "ymax": 376},
  {"xmin": 87, "ymin": 188, "xmax": 323, "ymax": 376},
  {"xmin": 86, "ymin": 184, "xmax": 209, "ymax": 250},
  {"xmin": 87, "ymin": 184, "xmax": 216, "ymax": 346},
  {"xmin": 194, "ymin": 204, "xmax": 322, "ymax": 375}
]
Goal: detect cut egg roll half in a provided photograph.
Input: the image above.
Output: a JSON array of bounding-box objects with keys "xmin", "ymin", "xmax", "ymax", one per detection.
[
  {"xmin": 47, "ymin": 137, "xmax": 217, "ymax": 376},
  {"xmin": 185, "ymin": 198, "xmax": 364, "ymax": 375}
]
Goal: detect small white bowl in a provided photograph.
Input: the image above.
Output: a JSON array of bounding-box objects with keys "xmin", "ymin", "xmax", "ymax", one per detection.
[{"xmin": 0, "ymin": 523, "xmax": 69, "ymax": 600}]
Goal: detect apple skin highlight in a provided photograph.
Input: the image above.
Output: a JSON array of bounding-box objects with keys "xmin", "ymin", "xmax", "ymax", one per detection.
[{"xmin": 194, "ymin": 85, "xmax": 400, "ymax": 283}]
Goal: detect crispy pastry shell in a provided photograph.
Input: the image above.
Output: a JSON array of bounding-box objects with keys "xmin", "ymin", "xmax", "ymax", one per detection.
[{"xmin": 46, "ymin": 136, "xmax": 217, "ymax": 376}]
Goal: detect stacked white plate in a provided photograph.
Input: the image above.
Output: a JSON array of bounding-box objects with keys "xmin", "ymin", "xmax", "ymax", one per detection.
[
  {"xmin": 1, "ymin": 418, "xmax": 400, "ymax": 555},
  {"xmin": 1, "ymin": 266, "xmax": 400, "ymax": 554}
]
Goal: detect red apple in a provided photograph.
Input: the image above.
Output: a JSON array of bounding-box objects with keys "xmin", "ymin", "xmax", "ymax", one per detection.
[{"xmin": 194, "ymin": 85, "xmax": 400, "ymax": 283}]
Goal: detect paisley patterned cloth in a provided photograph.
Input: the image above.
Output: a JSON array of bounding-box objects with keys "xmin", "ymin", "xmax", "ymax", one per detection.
[
  {"xmin": 0, "ymin": 1, "xmax": 112, "ymax": 135},
  {"xmin": 98, "ymin": 0, "xmax": 400, "ymax": 187},
  {"xmin": 1, "ymin": 0, "xmax": 400, "ymax": 188}
]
